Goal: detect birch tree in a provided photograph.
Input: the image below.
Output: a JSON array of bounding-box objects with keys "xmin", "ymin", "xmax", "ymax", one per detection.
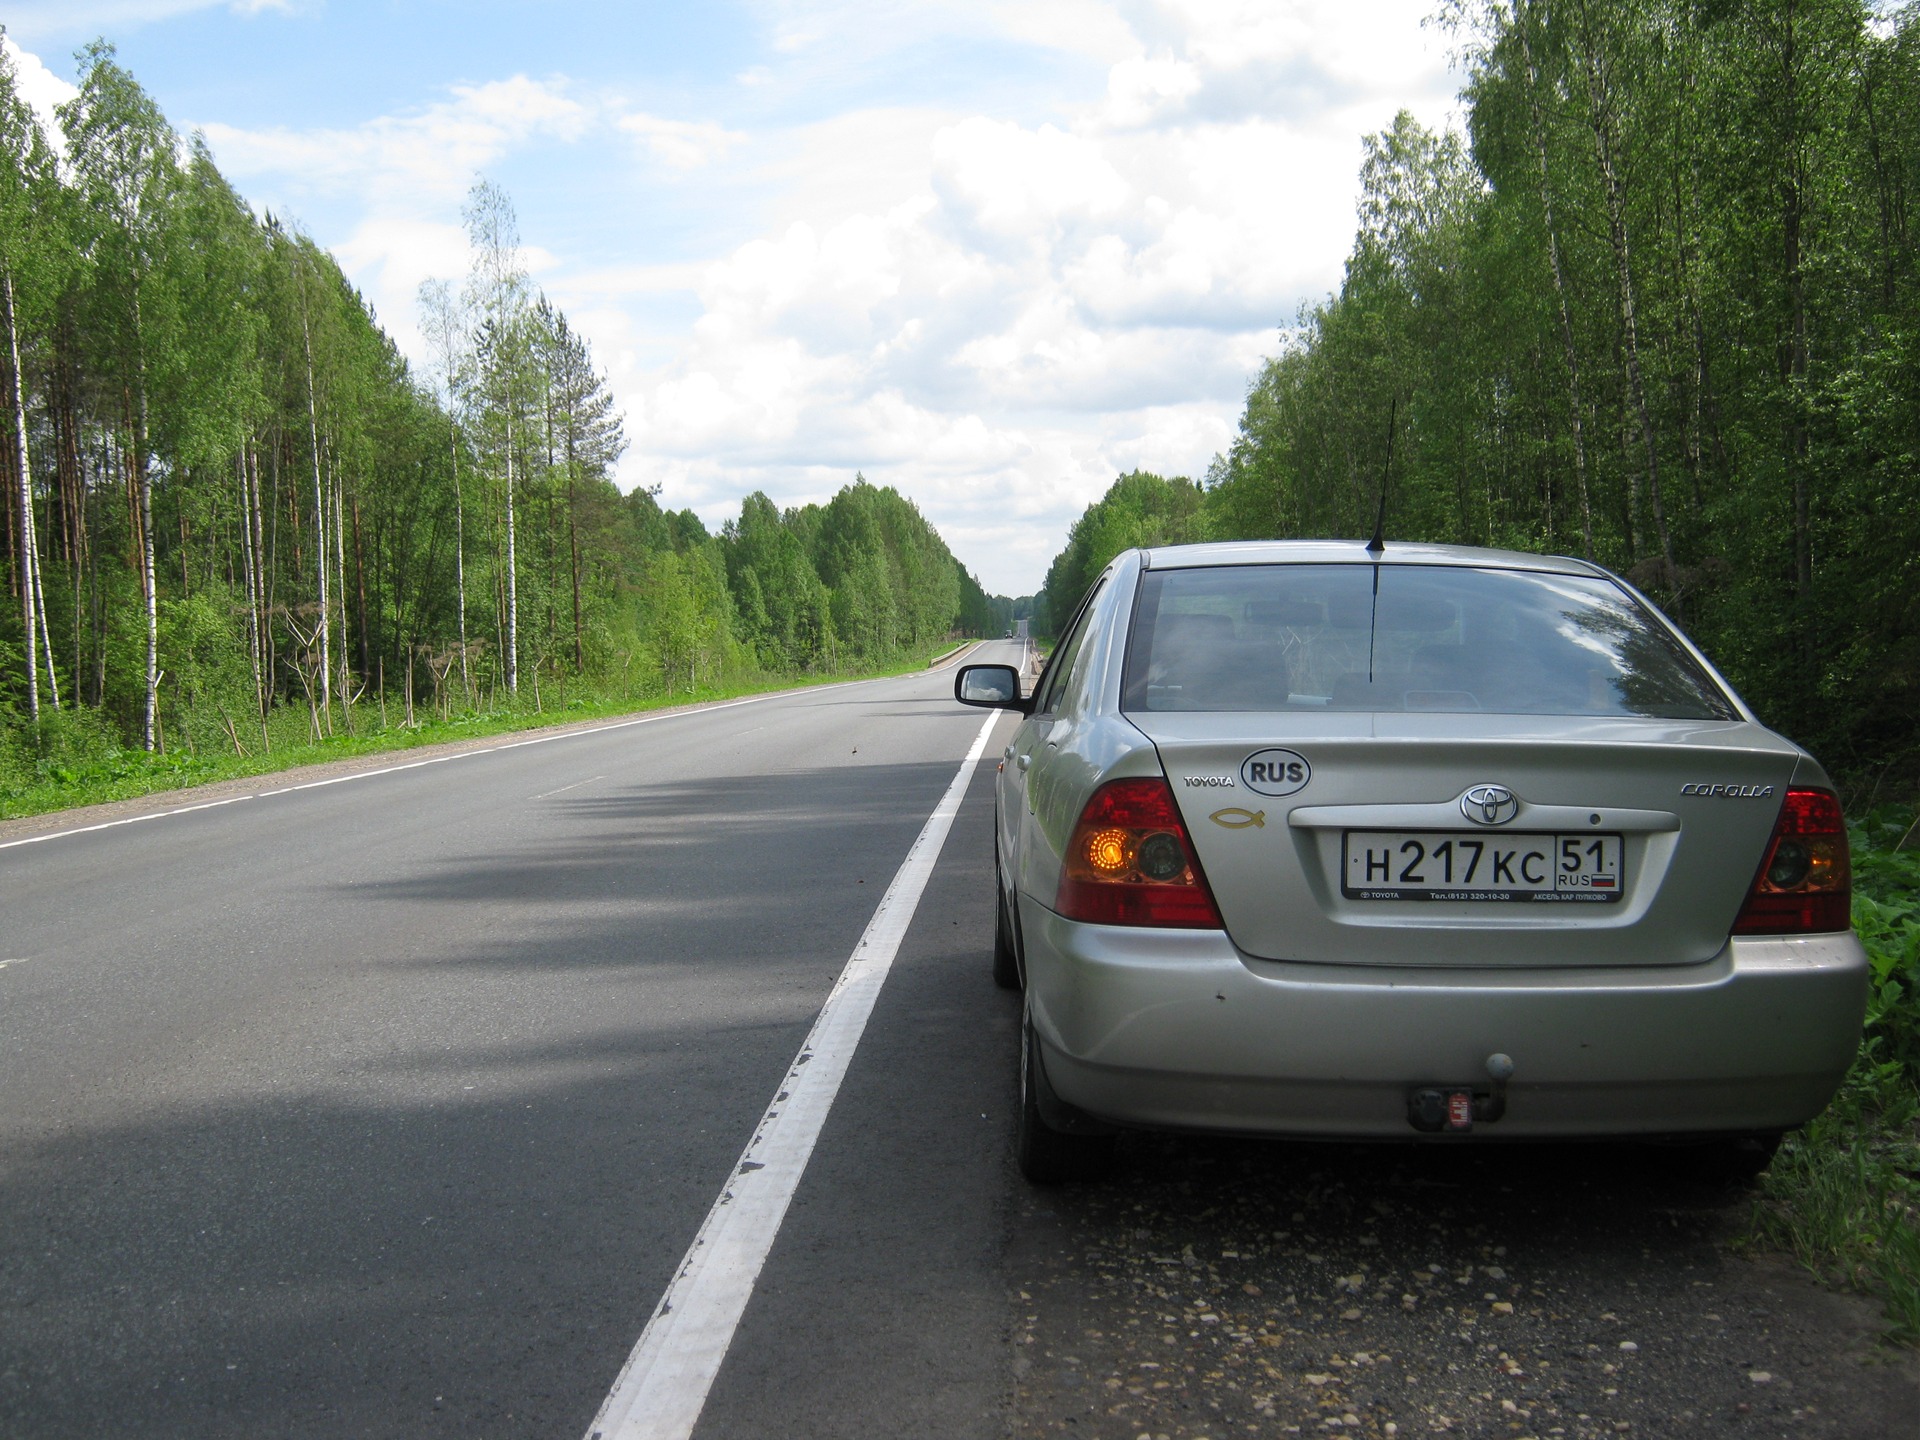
[
  {"xmin": 61, "ymin": 45, "xmax": 189, "ymax": 751},
  {"xmin": 417, "ymin": 277, "xmax": 472, "ymax": 699},
  {"xmin": 0, "ymin": 50, "xmax": 63, "ymax": 718},
  {"xmin": 537, "ymin": 302, "xmax": 624, "ymax": 672},
  {"xmin": 462, "ymin": 179, "xmax": 529, "ymax": 694}
]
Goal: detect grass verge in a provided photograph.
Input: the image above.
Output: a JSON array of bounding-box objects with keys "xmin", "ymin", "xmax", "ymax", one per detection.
[
  {"xmin": 0, "ymin": 656, "xmax": 944, "ymax": 823},
  {"xmin": 1747, "ymin": 808, "xmax": 1920, "ymax": 1344}
]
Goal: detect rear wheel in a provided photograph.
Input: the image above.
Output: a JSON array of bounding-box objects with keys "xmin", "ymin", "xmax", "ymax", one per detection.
[
  {"xmin": 1669, "ymin": 1133, "xmax": 1782, "ymax": 1185},
  {"xmin": 992, "ymin": 865, "xmax": 1022, "ymax": 991},
  {"xmin": 1016, "ymin": 1002, "xmax": 1115, "ymax": 1184}
]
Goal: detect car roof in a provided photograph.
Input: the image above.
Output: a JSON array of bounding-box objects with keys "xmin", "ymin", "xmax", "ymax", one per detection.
[{"xmin": 1138, "ymin": 539, "xmax": 1610, "ymax": 578}]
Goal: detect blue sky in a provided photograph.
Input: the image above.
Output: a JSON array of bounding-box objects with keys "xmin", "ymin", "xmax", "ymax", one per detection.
[{"xmin": 5, "ymin": 1, "xmax": 1459, "ymax": 595}]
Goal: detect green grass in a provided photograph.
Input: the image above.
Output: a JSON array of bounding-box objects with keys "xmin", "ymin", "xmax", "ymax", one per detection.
[
  {"xmin": 1747, "ymin": 809, "xmax": 1920, "ymax": 1344},
  {"xmin": 0, "ymin": 658, "xmax": 933, "ymax": 823}
]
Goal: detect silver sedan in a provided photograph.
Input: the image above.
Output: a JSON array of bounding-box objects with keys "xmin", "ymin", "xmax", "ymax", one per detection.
[{"xmin": 956, "ymin": 541, "xmax": 1867, "ymax": 1182}]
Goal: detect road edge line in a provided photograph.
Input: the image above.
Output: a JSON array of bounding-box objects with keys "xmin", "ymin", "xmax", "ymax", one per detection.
[{"xmin": 583, "ymin": 710, "xmax": 1000, "ymax": 1440}]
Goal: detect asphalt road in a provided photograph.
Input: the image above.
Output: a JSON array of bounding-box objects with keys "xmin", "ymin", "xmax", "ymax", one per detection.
[
  {"xmin": 3, "ymin": 638, "xmax": 1917, "ymax": 1440},
  {"xmin": 0, "ymin": 646, "xmax": 1026, "ymax": 1440}
]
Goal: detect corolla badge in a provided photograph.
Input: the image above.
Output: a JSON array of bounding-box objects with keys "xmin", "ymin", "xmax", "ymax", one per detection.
[
  {"xmin": 1240, "ymin": 749, "xmax": 1311, "ymax": 796},
  {"xmin": 1461, "ymin": 784, "xmax": 1520, "ymax": 826}
]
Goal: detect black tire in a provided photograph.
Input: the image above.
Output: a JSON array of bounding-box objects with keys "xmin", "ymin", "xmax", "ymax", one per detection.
[
  {"xmin": 992, "ymin": 871, "xmax": 1022, "ymax": 991},
  {"xmin": 1016, "ymin": 1003, "xmax": 1115, "ymax": 1184},
  {"xmin": 1670, "ymin": 1133, "xmax": 1783, "ymax": 1185}
]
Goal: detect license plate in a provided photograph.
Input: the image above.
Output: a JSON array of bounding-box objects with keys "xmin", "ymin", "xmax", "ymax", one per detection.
[{"xmin": 1342, "ymin": 830, "xmax": 1624, "ymax": 903}]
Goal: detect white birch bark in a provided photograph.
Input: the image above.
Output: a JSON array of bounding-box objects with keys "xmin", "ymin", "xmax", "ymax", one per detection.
[
  {"xmin": 333, "ymin": 448, "xmax": 348, "ymax": 706},
  {"xmin": 504, "ymin": 407, "xmax": 517, "ymax": 693},
  {"xmin": 238, "ymin": 445, "xmax": 263, "ymax": 720},
  {"xmin": 300, "ymin": 281, "xmax": 331, "ymax": 715},
  {"xmin": 452, "ymin": 414, "xmax": 469, "ymax": 700},
  {"xmin": 134, "ymin": 286, "xmax": 158, "ymax": 751},
  {"xmin": 4, "ymin": 266, "xmax": 39, "ymax": 721}
]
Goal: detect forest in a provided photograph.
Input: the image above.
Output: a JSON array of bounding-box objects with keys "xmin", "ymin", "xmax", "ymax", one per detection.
[
  {"xmin": 0, "ymin": 42, "xmax": 998, "ymax": 798},
  {"xmin": 1041, "ymin": 0, "xmax": 1919, "ymax": 786}
]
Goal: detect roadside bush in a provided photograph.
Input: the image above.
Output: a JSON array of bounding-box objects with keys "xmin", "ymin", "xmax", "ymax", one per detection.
[
  {"xmin": 158, "ymin": 587, "xmax": 260, "ymax": 757},
  {"xmin": 1750, "ymin": 812, "xmax": 1920, "ymax": 1343}
]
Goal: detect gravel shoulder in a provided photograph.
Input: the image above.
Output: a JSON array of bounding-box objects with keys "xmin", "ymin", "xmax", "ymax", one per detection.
[{"xmin": 1008, "ymin": 1134, "xmax": 1920, "ymax": 1439}]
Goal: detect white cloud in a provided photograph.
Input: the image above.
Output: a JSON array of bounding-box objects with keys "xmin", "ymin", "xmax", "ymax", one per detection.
[
  {"xmin": 618, "ymin": 113, "xmax": 745, "ymax": 170},
  {"xmin": 980, "ymin": 0, "xmax": 1140, "ymax": 64},
  {"xmin": 329, "ymin": 217, "xmax": 471, "ymax": 310},
  {"xmin": 586, "ymin": 3, "xmax": 1454, "ymax": 594},
  {"xmin": 5, "ymin": 2, "xmax": 1458, "ymax": 594},
  {"xmin": 2, "ymin": 0, "xmax": 294, "ymax": 43},
  {"xmin": 931, "ymin": 118, "xmax": 1130, "ymax": 246},
  {"xmin": 198, "ymin": 74, "xmax": 593, "ymax": 209},
  {"xmin": 1, "ymin": 33, "xmax": 77, "ymax": 137},
  {"xmin": 1102, "ymin": 54, "xmax": 1204, "ymax": 128}
]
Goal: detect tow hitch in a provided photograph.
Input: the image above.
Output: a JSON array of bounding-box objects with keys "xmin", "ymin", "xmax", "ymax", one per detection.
[{"xmin": 1408, "ymin": 1053, "xmax": 1514, "ymax": 1133}]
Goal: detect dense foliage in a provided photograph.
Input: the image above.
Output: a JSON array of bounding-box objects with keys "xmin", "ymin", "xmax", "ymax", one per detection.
[
  {"xmin": 1755, "ymin": 812, "xmax": 1920, "ymax": 1340},
  {"xmin": 0, "ymin": 43, "xmax": 996, "ymax": 786},
  {"xmin": 1041, "ymin": 0, "xmax": 1920, "ymax": 781}
]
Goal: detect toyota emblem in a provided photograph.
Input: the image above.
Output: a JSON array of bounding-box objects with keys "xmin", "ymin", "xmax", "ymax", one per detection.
[{"xmin": 1461, "ymin": 784, "xmax": 1519, "ymax": 826}]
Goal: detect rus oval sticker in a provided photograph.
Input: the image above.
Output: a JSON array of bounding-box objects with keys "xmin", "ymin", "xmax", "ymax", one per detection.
[{"xmin": 1240, "ymin": 748, "xmax": 1311, "ymax": 797}]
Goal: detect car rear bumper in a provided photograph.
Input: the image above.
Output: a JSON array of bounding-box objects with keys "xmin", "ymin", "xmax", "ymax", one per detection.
[{"xmin": 1022, "ymin": 901, "xmax": 1869, "ymax": 1139}]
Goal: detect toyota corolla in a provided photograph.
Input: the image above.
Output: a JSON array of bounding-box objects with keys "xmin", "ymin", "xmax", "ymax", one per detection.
[{"xmin": 955, "ymin": 541, "xmax": 1867, "ymax": 1182}]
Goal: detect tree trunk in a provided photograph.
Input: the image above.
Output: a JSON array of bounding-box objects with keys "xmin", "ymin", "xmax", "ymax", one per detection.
[
  {"xmin": 266, "ymin": 432, "xmax": 281, "ymax": 712},
  {"xmin": 1518, "ymin": 5, "xmax": 1594, "ymax": 559},
  {"xmin": 1778, "ymin": 5, "xmax": 1814, "ymax": 647},
  {"xmin": 1576, "ymin": 0, "xmax": 1677, "ymax": 607},
  {"xmin": 332, "ymin": 446, "xmax": 348, "ymax": 709},
  {"xmin": 133, "ymin": 285, "xmax": 159, "ymax": 751},
  {"xmin": 50, "ymin": 338, "xmax": 85, "ymax": 697},
  {"xmin": 4, "ymin": 267, "xmax": 41, "ymax": 720},
  {"xmin": 239, "ymin": 445, "xmax": 264, "ymax": 724},
  {"xmin": 89, "ymin": 428, "xmax": 105, "ymax": 707},
  {"xmin": 351, "ymin": 492, "xmax": 370, "ymax": 682},
  {"xmin": 504, "ymin": 408, "xmax": 518, "ymax": 694},
  {"xmin": 8, "ymin": 339, "xmax": 55, "ymax": 714},
  {"xmin": 451, "ymin": 412, "xmax": 469, "ymax": 702},
  {"xmin": 568, "ymin": 442, "xmax": 583, "ymax": 673},
  {"xmin": 1859, "ymin": 34, "xmax": 1898, "ymax": 309},
  {"xmin": 300, "ymin": 282, "xmax": 331, "ymax": 717}
]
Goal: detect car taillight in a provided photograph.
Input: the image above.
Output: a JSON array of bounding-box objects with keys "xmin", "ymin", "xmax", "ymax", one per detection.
[
  {"xmin": 1731, "ymin": 788, "xmax": 1851, "ymax": 935},
  {"xmin": 1056, "ymin": 777, "xmax": 1223, "ymax": 929}
]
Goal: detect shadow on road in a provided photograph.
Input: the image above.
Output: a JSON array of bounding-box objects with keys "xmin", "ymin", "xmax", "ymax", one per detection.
[
  {"xmin": 0, "ymin": 760, "xmax": 971, "ymax": 1440},
  {"xmin": 327, "ymin": 761, "xmax": 958, "ymax": 973},
  {"xmin": 0, "ymin": 1051, "xmax": 740, "ymax": 1439}
]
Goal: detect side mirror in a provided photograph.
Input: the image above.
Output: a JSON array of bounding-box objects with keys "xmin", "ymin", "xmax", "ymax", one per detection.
[{"xmin": 955, "ymin": 663, "xmax": 1029, "ymax": 712}]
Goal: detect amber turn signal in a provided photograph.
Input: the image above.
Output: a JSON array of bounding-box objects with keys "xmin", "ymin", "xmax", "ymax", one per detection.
[
  {"xmin": 1056, "ymin": 777, "xmax": 1224, "ymax": 929},
  {"xmin": 1731, "ymin": 788, "xmax": 1851, "ymax": 935}
]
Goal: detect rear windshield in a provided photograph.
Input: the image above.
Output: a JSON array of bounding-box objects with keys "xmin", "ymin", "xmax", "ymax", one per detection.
[{"xmin": 1121, "ymin": 563, "xmax": 1736, "ymax": 719}]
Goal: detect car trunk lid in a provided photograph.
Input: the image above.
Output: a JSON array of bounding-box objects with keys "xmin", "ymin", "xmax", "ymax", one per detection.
[{"xmin": 1134, "ymin": 711, "xmax": 1799, "ymax": 968}]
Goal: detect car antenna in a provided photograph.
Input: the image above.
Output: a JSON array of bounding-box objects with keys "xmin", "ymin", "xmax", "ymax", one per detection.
[{"xmin": 1366, "ymin": 395, "xmax": 1396, "ymax": 555}]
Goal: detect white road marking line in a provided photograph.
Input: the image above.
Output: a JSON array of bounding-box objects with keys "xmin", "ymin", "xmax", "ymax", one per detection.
[
  {"xmin": 0, "ymin": 678, "xmax": 881, "ymax": 854},
  {"xmin": 584, "ymin": 711, "xmax": 1000, "ymax": 1440},
  {"xmin": 532, "ymin": 775, "xmax": 606, "ymax": 801},
  {"xmin": 0, "ymin": 958, "xmax": 27, "ymax": 969}
]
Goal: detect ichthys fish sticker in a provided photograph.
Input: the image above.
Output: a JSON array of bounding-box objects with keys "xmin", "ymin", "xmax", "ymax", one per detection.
[{"xmin": 1209, "ymin": 808, "xmax": 1266, "ymax": 829}]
